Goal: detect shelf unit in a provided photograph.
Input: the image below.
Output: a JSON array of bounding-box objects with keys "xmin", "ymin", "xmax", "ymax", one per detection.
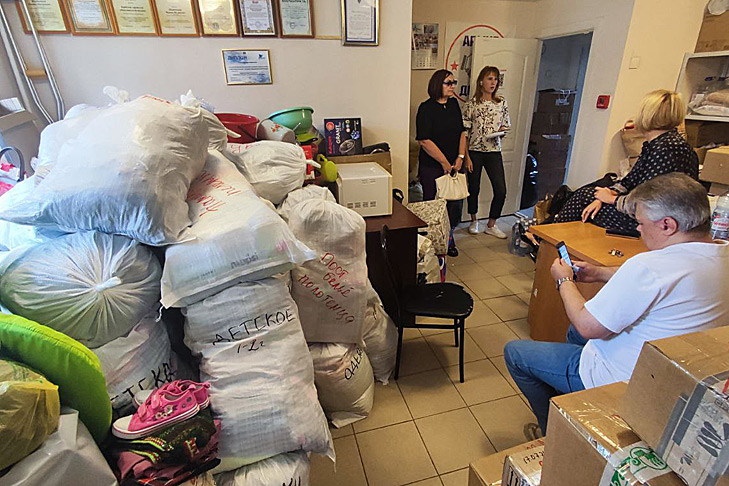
[{"xmin": 676, "ymin": 50, "xmax": 729, "ymax": 122}]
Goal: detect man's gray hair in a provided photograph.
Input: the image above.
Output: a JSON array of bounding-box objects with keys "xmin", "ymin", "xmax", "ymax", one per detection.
[{"xmin": 627, "ymin": 173, "xmax": 710, "ymax": 233}]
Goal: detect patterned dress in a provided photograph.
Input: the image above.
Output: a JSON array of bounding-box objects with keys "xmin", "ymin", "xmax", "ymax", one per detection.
[{"xmin": 555, "ymin": 129, "xmax": 699, "ymax": 231}]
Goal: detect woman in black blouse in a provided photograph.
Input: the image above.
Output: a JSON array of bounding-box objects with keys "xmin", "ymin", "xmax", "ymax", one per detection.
[
  {"xmin": 556, "ymin": 90, "xmax": 698, "ymax": 231},
  {"xmin": 416, "ymin": 69, "xmax": 468, "ymax": 256}
]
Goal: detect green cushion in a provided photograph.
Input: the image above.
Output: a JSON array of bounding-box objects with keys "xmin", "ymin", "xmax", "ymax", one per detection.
[{"xmin": 0, "ymin": 313, "xmax": 111, "ymax": 442}]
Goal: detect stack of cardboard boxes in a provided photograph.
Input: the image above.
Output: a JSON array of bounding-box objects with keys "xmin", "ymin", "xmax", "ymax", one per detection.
[{"xmin": 530, "ymin": 90, "xmax": 575, "ymax": 200}]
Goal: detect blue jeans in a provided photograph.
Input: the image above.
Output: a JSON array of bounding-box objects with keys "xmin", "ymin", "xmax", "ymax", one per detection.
[{"xmin": 503, "ymin": 326, "xmax": 586, "ymax": 435}]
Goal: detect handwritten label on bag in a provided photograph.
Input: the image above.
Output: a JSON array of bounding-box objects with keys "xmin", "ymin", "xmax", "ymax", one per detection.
[
  {"xmin": 110, "ymin": 360, "xmax": 176, "ymax": 419},
  {"xmin": 211, "ymin": 306, "xmax": 296, "ymax": 354},
  {"xmin": 187, "ymin": 170, "xmax": 243, "ymax": 218},
  {"xmin": 295, "ymin": 252, "xmax": 357, "ymax": 324}
]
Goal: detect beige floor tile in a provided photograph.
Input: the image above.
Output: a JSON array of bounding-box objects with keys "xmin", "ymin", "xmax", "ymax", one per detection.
[
  {"xmin": 462, "ymin": 247, "xmax": 500, "ymax": 263},
  {"xmin": 416, "ymin": 408, "xmax": 495, "ymax": 474},
  {"xmin": 440, "ymin": 468, "xmax": 470, "ymax": 486},
  {"xmin": 447, "ymin": 252, "xmax": 475, "ymax": 266},
  {"xmin": 424, "ymin": 332, "xmax": 486, "ymax": 367},
  {"xmin": 485, "ymin": 243, "xmax": 512, "ymax": 257},
  {"xmin": 470, "ymin": 396, "xmax": 537, "ymax": 451},
  {"xmin": 354, "ymin": 382, "xmax": 412, "ymax": 433},
  {"xmin": 516, "ymin": 292, "xmax": 532, "ymax": 305},
  {"xmin": 463, "ymin": 277, "xmax": 513, "ymax": 300},
  {"xmin": 468, "ymin": 323, "xmax": 520, "ymax": 358},
  {"xmin": 330, "ymin": 424, "xmax": 354, "ymax": 438},
  {"xmin": 398, "ymin": 337, "xmax": 442, "ymax": 377},
  {"xmin": 507, "ymin": 255, "xmax": 537, "ymax": 272},
  {"xmin": 404, "ymin": 327, "xmax": 423, "ymax": 341},
  {"xmin": 444, "ymin": 359, "xmax": 517, "ymax": 406},
  {"xmin": 496, "ymin": 273, "xmax": 534, "ymax": 295},
  {"xmin": 409, "ymin": 478, "xmax": 444, "ymax": 486},
  {"xmin": 397, "ymin": 368, "xmax": 466, "ymax": 419},
  {"xmin": 482, "ymin": 259, "xmax": 521, "ymax": 277},
  {"xmin": 468, "ymin": 300, "xmax": 502, "ymax": 328},
  {"xmin": 310, "ymin": 436, "xmax": 367, "ymax": 486},
  {"xmin": 505, "ymin": 318, "xmax": 531, "ymax": 340},
  {"xmin": 357, "ymin": 422, "xmax": 437, "ymax": 486},
  {"xmin": 474, "ymin": 233, "xmax": 509, "ymax": 248},
  {"xmin": 449, "ymin": 263, "xmax": 489, "ymax": 281},
  {"xmin": 457, "ymin": 236, "xmax": 486, "ymax": 250},
  {"xmin": 483, "ymin": 296, "xmax": 529, "ymax": 321},
  {"xmin": 490, "ymin": 355, "xmax": 518, "ymax": 391}
]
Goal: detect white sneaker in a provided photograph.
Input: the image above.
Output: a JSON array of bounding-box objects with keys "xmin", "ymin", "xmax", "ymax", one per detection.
[
  {"xmin": 468, "ymin": 221, "xmax": 481, "ymax": 234},
  {"xmin": 484, "ymin": 225, "xmax": 507, "ymax": 239}
]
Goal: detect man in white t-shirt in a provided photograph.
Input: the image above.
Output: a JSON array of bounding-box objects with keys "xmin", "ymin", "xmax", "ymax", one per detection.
[{"xmin": 505, "ymin": 173, "xmax": 729, "ymax": 435}]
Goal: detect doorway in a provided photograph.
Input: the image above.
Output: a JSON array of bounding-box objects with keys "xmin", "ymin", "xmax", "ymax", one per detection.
[{"xmin": 520, "ymin": 32, "xmax": 592, "ymax": 214}]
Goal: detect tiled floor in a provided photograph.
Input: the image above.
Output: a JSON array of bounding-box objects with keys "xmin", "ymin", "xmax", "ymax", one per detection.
[{"xmin": 310, "ymin": 221, "xmax": 538, "ymax": 486}]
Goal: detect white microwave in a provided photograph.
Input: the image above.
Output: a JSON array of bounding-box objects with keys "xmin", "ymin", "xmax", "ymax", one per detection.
[{"xmin": 335, "ymin": 162, "xmax": 393, "ymax": 217}]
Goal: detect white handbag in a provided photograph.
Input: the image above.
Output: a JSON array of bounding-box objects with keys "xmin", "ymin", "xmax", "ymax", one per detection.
[{"xmin": 435, "ymin": 172, "xmax": 469, "ymax": 201}]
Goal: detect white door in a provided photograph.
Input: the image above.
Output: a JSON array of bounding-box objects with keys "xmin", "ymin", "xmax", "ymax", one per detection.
[{"xmin": 469, "ymin": 38, "xmax": 540, "ymax": 218}]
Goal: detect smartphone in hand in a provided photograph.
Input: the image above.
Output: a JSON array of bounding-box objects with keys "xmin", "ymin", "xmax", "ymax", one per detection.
[{"xmin": 556, "ymin": 241, "xmax": 579, "ymax": 277}]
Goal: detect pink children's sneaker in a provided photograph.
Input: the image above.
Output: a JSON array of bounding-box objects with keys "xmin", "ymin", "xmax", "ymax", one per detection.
[
  {"xmin": 112, "ymin": 388, "xmax": 200, "ymax": 440},
  {"xmin": 133, "ymin": 380, "xmax": 210, "ymax": 410}
]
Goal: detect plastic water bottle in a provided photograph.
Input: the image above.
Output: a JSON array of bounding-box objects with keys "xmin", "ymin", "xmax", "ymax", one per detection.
[{"xmin": 711, "ymin": 193, "xmax": 729, "ymax": 241}]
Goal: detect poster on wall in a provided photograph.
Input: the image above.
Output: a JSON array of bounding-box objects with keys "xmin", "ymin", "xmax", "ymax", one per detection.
[
  {"xmin": 198, "ymin": 0, "xmax": 239, "ymax": 35},
  {"xmin": 222, "ymin": 49, "xmax": 272, "ymax": 85},
  {"xmin": 239, "ymin": 0, "xmax": 276, "ymax": 35},
  {"xmin": 276, "ymin": 0, "xmax": 313, "ymax": 37},
  {"xmin": 411, "ymin": 23, "xmax": 438, "ymax": 70},
  {"xmin": 110, "ymin": 0, "xmax": 157, "ymax": 34},
  {"xmin": 444, "ymin": 22, "xmax": 503, "ymax": 102},
  {"xmin": 154, "ymin": 0, "xmax": 199, "ymax": 35},
  {"xmin": 65, "ymin": 0, "xmax": 116, "ymax": 34},
  {"xmin": 16, "ymin": 0, "xmax": 70, "ymax": 33}
]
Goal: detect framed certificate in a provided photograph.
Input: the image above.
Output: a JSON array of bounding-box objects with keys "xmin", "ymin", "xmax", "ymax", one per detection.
[
  {"xmin": 153, "ymin": 0, "xmax": 199, "ymax": 35},
  {"xmin": 64, "ymin": 0, "xmax": 116, "ymax": 34},
  {"xmin": 276, "ymin": 0, "xmax": 312, "ymax": 38},
  {"xmin": 341, "ymin": 0, "xmax": 378, "ymax": 46},
  {"xmin": 239, "ymin": 0, "xmax": 275, "ymax": 36},
  {"xmin": 109, "ymin": 0, "xmax": 157, "ymax": 34},
  {"xmin": 16, "ymin": 0, "xmax": 70, "ymax": 33},
  {"xmin": 222, "ymin": 49, "xmax": 272, "ymax": 85},
  {"xmin": 197, "ymin": 0, "xmax": 238, "ymax": 35}
]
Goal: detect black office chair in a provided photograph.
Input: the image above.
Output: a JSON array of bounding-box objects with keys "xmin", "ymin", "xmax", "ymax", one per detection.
[{"xmin": 380, "ymin": 225, "xmax": 474, "ymax": 383}]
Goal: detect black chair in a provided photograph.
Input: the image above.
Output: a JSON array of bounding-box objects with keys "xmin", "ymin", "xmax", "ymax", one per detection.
[{"xmin": 380, "ymin": 225, "xmax": 474, "ymax": 383}]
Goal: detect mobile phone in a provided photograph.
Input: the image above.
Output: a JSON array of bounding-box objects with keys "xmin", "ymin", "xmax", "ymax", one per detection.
[{"xmin": 556, "ymin": 241, "xmax": 579, "ymax": 275}]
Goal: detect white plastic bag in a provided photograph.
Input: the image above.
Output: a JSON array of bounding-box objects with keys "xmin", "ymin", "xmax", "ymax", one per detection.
[
  {"xmin": 309, "ymin": 343, "xmax": 375, "ymax": 427},
  {"xmin": 289, "ymin": 199, "xmax": 368, "ymax": 344},
  {"xmin": 0, "ymin": 96, "xmax": 208, "ymax": 245},
  {"xmin": 277, "ymin": 185, "xmax": 336, "ymax": 223},
  {"xmin": 225, "ymin": 141, "xmax": 306, "ymax": 205},
  {"xmin": 161, "ymin": 151, "xmax": 313, "ymax": 308},
  {"xmin": 93, "ymin": 313, "xmax": 176, "ymax": 419},
  {"xmin": 0, "ymin": 408, "xmax": 118, "ymax": 486},
  {"xmin": 0, "ymin": 231, "xmax": 162, "ymax": 348},
  {"xmin": 178, "ymin": 90, "xmax": 228, "ymax": 151},
  {"xmin": 363, "ymin": 285, "xmax": 398, "ymax": 385},
  {"xmin": 183, "ymin": 277, "xmax": 333, "ymax": 473},
  {"xmin": 215, "ymin": 452, "xmax": 310, "ymax": 486},
  {"xmin": 0, "ymin": 176, "xmax": 65, "ymax": 250},
  {"xmin": 417, "ymin": 235, "xmax": 440, "ymax": 284},
  {"xmin": 36, "ymin": 104, "xmax": 103, "ymax": 168}
]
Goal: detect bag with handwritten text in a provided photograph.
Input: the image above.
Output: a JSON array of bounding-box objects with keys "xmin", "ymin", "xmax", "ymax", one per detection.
[
  {"xmin": 363, "ymin": 284, "xmax": 398, "ymax": 384},
  {"xmin": 161, "ymin": 151, "xmax": 314, "ymax": 308},
  {"xmin": 183, "ymin": 276, "xmax": 333, "ymax": 473},
  {"xmin": 288, "ymin": 199, "xmax": 368, "ymax": 344},
  {"xmin": 215, "ymin": 451, "xmax": 310, "ymax": 486}
]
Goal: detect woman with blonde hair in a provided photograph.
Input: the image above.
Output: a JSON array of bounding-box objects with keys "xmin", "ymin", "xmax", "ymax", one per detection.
[{"xmin": 555, "ymin": 89, "xmax": 698, "ymax": 231}]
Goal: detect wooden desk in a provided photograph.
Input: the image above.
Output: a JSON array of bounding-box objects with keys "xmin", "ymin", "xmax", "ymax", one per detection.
[
  {"xmin": 365, "ymin": 200, "xmax": 427, "ymax": 324},
  {"xmin": 528, "ymin": 221, "xmax": 648, "ymax": 342}
]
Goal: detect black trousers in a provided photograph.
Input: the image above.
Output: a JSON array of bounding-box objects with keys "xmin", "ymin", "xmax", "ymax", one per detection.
[{"xmin": 467, "ymin": 151, "xmax": 507, "ymax": 220}]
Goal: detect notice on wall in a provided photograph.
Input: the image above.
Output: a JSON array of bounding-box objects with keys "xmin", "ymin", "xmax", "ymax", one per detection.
[
  {"xmin": 411, "ymin": 23, "xmax": 438, "ymax": 70},
  {"xmin": 444, "ymin": 22, "xmax": 503, "ymax": 102}
]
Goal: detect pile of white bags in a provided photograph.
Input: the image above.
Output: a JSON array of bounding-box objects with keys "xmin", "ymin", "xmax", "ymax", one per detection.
[
  {"xmin": 92, "ymin": 313, "xmax": 176, "ymax": 418},
  {"xmin": 288, "ymin": 199, "xmax": 368, "ymax": 344},
  {"xmin": 363, "ymin": 285, "xmax": 398, "ymax": 384},
  {"xmin": 183, "ymin": 277, "xmax": 332, "ymax": 472},
  {"xmin": 0, "ymin": 96, "xmax": 208, "ymax": 245},
  {"xmin": 277, "ymin": 185, "xmax": 335, "ymax": 223},
  {"xmin": 0, "ymin": 231, "xmax": 161, "ymax": 348},
  {"xmin": 178, "ymin": 90, "xmax": 228, "ymax": 152},
  {"xmin": 35, "ymin": 103, "xmax": 103, "ymax": 168},
  {"xmin": 0, "ymin": 176, "xmax": 65, "ymax": 250},
  {"xmin": 417, "ymin": 234, "xmax": 441, "ymax": 284},
  {"xmin": 309, "ymin": 343, "xmax": 375, "ymax": 427},
  {"xmin": 161, "ymin": 151, "xmax": 313, "ymax": 308},
  {"xmin": 225, "ymin": 141, "xmax": 306, "ymax": 205},
  {"xmin": 215, "ymin": 451, "xmax": 310, "ymax": 486}
]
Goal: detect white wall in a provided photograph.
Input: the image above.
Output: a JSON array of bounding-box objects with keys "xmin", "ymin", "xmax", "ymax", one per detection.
[{"xmin": 3, "ymin": 0, "xmax": 413, "ymax": 192}]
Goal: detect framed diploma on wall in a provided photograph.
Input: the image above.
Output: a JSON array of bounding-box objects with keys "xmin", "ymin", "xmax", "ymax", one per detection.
[
  {"xmin": 222, "ymin": 49, "xmax": 272, "ymax": 85},
  {"xmin": 276, "ymin": 0, "xmax": 312, "ymax": 38},
  {"xmin": 341, "ymin": 0, "xmax": 378, "ymax": 46},
  {"xmin": 109, "ymin": 0, "xmax": 157, "ymax": 34},
  {"xmin": 16, "ymin": 0, "xmax": 70, "ymax": 33},
  {"xmin": 153, "ymin": 0, "xmax": 199, "ymax": 35},
  {"xmin": 238, "ymin": 0, "xmax": 275, "ymax": 36},
  {"xmin": 197, "ymin": 0, "xmax": 239, "ymax": 36},
  {"xmin": 64, "ymin": 0, "xmax": 116, "ymax": 34}
]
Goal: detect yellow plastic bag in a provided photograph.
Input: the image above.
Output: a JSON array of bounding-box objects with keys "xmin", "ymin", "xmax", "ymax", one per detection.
[{"xmin": 0, "ymin": 359, "xmax": 60, "ymax": 470}]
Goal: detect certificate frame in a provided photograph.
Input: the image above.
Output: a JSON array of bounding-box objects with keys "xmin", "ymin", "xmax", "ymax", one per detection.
[
  {"xmin": 222, "ymin": 49, "xmax": 273, "ymax": 85},
  {"xmin": 64, "ymin": 0, "xmax": 117, "ymax": 34},
  {"xmin": 152, "ymin": 0, "xmax": 200, "ymax": 36},
  {"xmin": 341, "ymin": 0, "xmax": 378, "ymax": 46},
  {"xmin": 16, "ymin": 0, "xmax": 71, "ymax": 34},
  {"xmin": 197, "ymin": 0, "xmax": 239, "ymax": 36},
  {"xmin": 109, "ymin": 0, "xmax": 158, "ymax": 35},
  {"xmin": 276, "ymin": 0, "xmax": 313, "ymax": 38},
  {"xmin": 238, "ymin": 0, "xmax": 276, "ymax": 36}
]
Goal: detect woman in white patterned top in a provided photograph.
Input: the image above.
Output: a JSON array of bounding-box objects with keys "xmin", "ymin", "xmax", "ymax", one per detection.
[{"xmin": 462, "ymin": 66, "xmax": 511, "ymax": 238}]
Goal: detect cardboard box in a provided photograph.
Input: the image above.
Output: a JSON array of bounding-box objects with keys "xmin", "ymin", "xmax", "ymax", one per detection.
[
  {"xmin": 530, "ymin": 112, "xmax": 571, "ymax": 137},
  {"xmin": 535, "ymin": 134, "xmax": 572, "ymax": 154},
  {"xmin": 622, "ymin": 326, "xmax": 729, "ymax": 486},
  {"xmin": 541, "ymin": 382, "xmax": 685, "ymax": 486},
  {"xmin": 329, "ymin": 151, "xmax": 392, "ymax": 174},
  {"xmin": 536, "ymin": 90, "xmax": 576, "ymax": 114},
  {"xmin": 696, "ymin": 10, "xmax": 729, "ymax": 53},
  {"xmin": 324, "ymin": 118, "xmax": 363, "ymax": 156},
  {"xmin": 469, "ymin": 440, "xmax": 545, "ymax": 486},
  {"xmin": 502, "ymin": 446, "xmax": 544, "ymax": 486},
  {"xmin": 536, "ymin": 168, "xmax": 566, "ymax": 200},
  {"xmin": 702, "ymin": 146, "xmax": 729, "ymax": 185},
  {"xmin": 684, "ymin": 121, "xmax": 729, "ymax": 148}
]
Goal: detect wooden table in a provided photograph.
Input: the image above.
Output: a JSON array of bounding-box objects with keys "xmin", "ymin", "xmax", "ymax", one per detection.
[
  {"xmin": 527, "ymin": 221, "xmax": 648, "ymax": 342},
  {"xmin": 365, "ymin": 200, "xmax": 427, "ymax": 324}
]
